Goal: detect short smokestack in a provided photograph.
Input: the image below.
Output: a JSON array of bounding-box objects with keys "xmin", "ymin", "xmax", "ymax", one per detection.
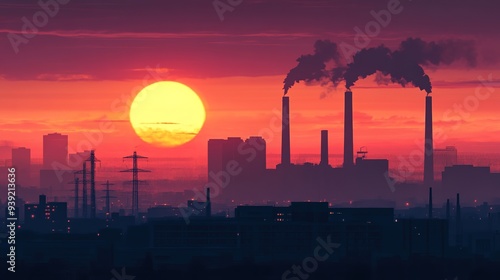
[
  {"xmin": 320, "ymin": 130, "xmax": 329, "ymax": 166},
  {"xmin": 428, "ymin": 187, "xmax": 433, "ymax": 219},
  {"xmin": 281, "ymin": 96, "xmax": 291, "ymax": 165},
  {"xmin": 206, "ymin": 187, "xmax": 211, "ymax": 218},
  {"xmin": 424, "ymin": 96, "xmax": 434, "ymax": 186},
  {"xmin": 343, "ymin": 91, "xmax": 354, "ymax": 168}
]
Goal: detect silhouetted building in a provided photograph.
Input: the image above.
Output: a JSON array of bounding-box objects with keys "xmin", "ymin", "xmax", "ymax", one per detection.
[
  {"xmin": 244, "ymin": 136, "xmax": 266, "ymax": 172},
  {"xmin": 24, "ymin": 194, "xmax": 67, "ymax": 233},
  {"xmin": 208, "ymin": 136, "xmax": 266, "ymax": 183},
  {"xmin": 39, "ymin": 168, "xmax": 73, "ymax": 198},
  {"xmin": 442, "ymin": 165, "xmax": 494, "ymax": 202},
  {"xmin": 43, "ymin": 133, "xmax": 68, "ymax": 169},
  {"xmin": 120, "ymin": 202, "xmax": 431, "ymax": 269},
  {"xmin": 434, "ymin": 146, "xmax": 458, "ymax": 180},
  {"xmin": 12, "ymin": 147, "xmax": 31, "ymax": 186},
  {"xmin": 147, "ymin": 205, "xmax": 182, "ymax": 219}
]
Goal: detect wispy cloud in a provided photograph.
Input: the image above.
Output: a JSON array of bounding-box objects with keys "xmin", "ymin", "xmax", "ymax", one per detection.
[
  {"xmin": 35, "ymin": 73, "xmax": 95, "ymax": 81},
  {"xmin": 0, "ymin": 29, "xmax": 316, "ymax": 40},
  {"xmin": 140, "ymin": 122, "xmax": 178, "ymax": 125}
]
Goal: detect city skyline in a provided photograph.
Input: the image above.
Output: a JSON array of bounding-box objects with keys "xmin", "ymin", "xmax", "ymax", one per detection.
[{"xmin": 1, "ymin": 0, "xmax": 500, "ymax": 164}]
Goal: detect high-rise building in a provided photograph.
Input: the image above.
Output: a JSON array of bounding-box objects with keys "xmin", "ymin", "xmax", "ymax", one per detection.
[
  {"xmin": 245, "ymin": 136, "xmax": 266, "ymax": 173},
  {"xmin": 43, "ymin": 133, "xmax": 68, "ymax": 169},
  {"xmin": 12, "ymin": 147, "xmax": 31, "ymax": 186}
]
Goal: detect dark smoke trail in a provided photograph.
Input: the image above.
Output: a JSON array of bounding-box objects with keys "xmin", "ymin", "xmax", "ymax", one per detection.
[
  {"xmin": 344, "ymin": 38, "xmax": 476, "ymax": 94},
  {"xmin": 284, "ymin": 37, "xmax": 476, "ymax": 95},
  {"xmin": 283, "ymin": 40, "xmax": 342, "ymax": 95}
]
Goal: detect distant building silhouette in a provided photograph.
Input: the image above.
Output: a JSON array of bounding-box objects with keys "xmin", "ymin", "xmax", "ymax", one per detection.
[
  {"xmin": 12, "ymin": 147, "xmax": 31, "ymax": 186},
  {"xmin": 434, "ymin": 146, "xmax": 458, "ymax": 180},
  {"xmin": 40, "ymin": 133, "xmax": 70, "ymax": 198},
  {"xmin": 208, "ymin": 136, "xmax": 266, "ymax": 182},
  {"xmin": 43, "ymin": 133, "xmax": 68, "ymax": 168},
  {"xmin": 442, "ymin": 165, "xmax": 494, "ymax": 203}
]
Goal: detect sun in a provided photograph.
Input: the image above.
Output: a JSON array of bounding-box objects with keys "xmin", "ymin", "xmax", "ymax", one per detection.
[{"xmin": 129, "ymin": 81, "xmax": 206, "ymax": 147}]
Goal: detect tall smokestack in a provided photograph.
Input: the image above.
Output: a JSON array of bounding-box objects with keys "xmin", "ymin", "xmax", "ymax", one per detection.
[
  {"xmin": 424, "ymin": 96, "xmax": 434, "ymax": 186},
  {"xmin": 428, "ymin": 187, "xmax": 433, "ymax": 219},
  {"xmin": 343, "ymin": 91, "xmax": 354, "ymax": 168},
  {"xmin": 320, "ymin": 130, "xmax": 329, "ymax": 166},
  {"xmin": 281, "ymin": 96, "xmax": 291, "ymax": 165}
]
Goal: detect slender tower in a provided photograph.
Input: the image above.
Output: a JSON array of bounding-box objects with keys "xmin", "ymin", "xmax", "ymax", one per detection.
[
  {"xmin": 74, "ymin": 177, "xmax": 79, "ymax": 218},
  {"xmin": 86, "ymin": 150, "xmax": 100, "ymax": 219},
  {"xmin": 320, "ymin": 130, "xmax": 329, "ymax": 166},
  {"xmin": 82, "ymin": 162, "xmax": 87, "ymax": 218},
  {"xmin": 101, "ymin": 180, "xmax": 115, "ymax": 216},
  {"xmin": 281, "ymin": 96, "xmax": 291, "ymax": 165},
  {"xmin": 343, "ymin": 90, "xmax": 354, "ymax": 168},
  {"xmin": 424, "ymin": 95, "xmax": 434, "ymax": 186},
  {"xmin": 121, "ymin": 151, "xmax": 150, "ymax": 217}
]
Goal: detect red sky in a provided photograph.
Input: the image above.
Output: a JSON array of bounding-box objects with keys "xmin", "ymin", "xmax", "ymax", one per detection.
[{"xmin": 1, "ymin": 0, "xmax": 499, "ymax": 169}]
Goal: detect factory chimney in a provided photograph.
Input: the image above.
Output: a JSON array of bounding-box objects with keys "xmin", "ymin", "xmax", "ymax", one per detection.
[
  {"xmin": 206, "ymin": 187, "xmax": 211, "ymax": 218},
  {"xmin": 424, "ymin": 96, "xmax": 434, "ymax": 186},
  {"xmin": 281, "ymin": 96, "xmax": 291, "ymax": 165},
  {"xmin": 320, "ymin": 130, "xmax": 329, "ymax": 166},
  {"xmin": 343, "ymin": 91, "xmax": 354, "ymax": 168},
  {"xmin": 428, "ymin": 187, "xmax": 433, "ymax": 219}
]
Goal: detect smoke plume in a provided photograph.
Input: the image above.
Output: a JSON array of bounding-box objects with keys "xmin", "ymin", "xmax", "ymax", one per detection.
[
  {"xmin": 283, "ymin": 40, "xmax": 342, "ymax": 95},
  {"xmin": 284, "ymin": 38, "xmax": 476, "ymax": 95}
]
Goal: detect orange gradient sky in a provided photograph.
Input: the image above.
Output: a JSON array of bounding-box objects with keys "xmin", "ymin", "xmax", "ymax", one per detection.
[
  {"xmin": 1, "ymin": 68, "xmax": 499, "ymax": 168},
  {"xmin": 1, "ymin": 0, "xmax": 499, "ymax": 169}
]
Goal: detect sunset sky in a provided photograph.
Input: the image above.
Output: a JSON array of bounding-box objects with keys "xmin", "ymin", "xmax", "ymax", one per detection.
[{"xmin": 1, "ymin": 0, "xmax": 499, "ymax": 169}]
